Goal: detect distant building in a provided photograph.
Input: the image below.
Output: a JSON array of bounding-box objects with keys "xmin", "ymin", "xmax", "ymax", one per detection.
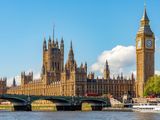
[{"xmin": 0, "ymin": 78, "xmax": 7, "ymax": 94}]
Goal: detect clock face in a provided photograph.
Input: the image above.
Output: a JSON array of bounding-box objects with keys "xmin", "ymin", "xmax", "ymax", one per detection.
[
  {"xmin": 137, "ymin": 40, "xmax": 141, "ymax": 49},
  {"xmin": 146, "ymin": 39, "xmax": 152, "ymax": 48}
]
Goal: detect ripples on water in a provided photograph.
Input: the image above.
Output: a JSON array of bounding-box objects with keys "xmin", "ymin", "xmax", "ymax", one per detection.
[{"xmin": 0, "ymin": 111, "xmax": 160, "ymax": 120}]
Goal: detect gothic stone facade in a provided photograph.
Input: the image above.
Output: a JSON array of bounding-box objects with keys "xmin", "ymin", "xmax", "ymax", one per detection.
[
  {"xmin": 7, "ymin": 36, "xmax": 135, "ymax": 99},
  {"xmin": 7, "ymin": 39, "xmax": 88, "ymax": 96}
]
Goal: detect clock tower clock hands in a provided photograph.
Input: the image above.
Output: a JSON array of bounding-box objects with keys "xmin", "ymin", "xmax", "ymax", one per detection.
[{"xmin": 146, "ymin": 39, "xmax": 152, "ymax": 48}]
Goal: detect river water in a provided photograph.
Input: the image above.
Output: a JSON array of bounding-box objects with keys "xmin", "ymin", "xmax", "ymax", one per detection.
[{"xmin": 0, "ymin": 111, "xmax": 160, "ymax": 120}]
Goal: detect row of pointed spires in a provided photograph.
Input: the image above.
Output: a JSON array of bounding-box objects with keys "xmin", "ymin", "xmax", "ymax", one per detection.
[
  {"xmin": 21, "ymin": 72, "xmax": 33, "ymax": 77},
  {"xmin": 112, "ymin": 73, "xmax": 135, "ymax": 80},
  {"xmin": 43, "ymin": 25, "xmax": 64, "ymax": 51},
  {"xmin": 43, "ymin": 37, "xmax": 64, "ymax": 50},
  {"xmin": 80, "ymin": 62, "xmax": 87, "ymax": 68},
  {"xmin": 88, "ymin": 71, "xmax": 134, "ymax": 80}
]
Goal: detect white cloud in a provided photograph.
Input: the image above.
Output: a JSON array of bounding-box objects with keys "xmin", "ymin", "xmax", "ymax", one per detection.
[
  {"xmin": 7, "ymin": 75, "xmax": 21, "ymax": 86},
  {"xmin": 155, "ymin": 70, "xmax": 160, "ymax": 75},
  {"xmin": 34, "ymin": 72, "xmax": 41, "ymax": 80},
  {"xmin": 155, "ymin": 36, "xmax": 159, "ymax": 42},
  {"xmin": 155, "ymin": 36, "xmax": 160, "ymax": 54},
  {"xmin": 90, "ymin": 45, "xmax": 136, "ymax": 77}
]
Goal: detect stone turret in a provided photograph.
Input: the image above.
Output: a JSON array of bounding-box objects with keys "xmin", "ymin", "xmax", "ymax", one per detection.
[
  {"xmin": 65, "ymin": 41, "xmax": 77, "ymax": 71},
  {"xmin": 21, "ymin": 72, "xmax": 33, "ymax": 85},
  {"xmin": 60, "ymin": 37, "xmax": 64, "ymax": 72},
  {"xmin": 56, "ymin": 39, "xmax": 59, "ymax": 48},
  {"xmin": 88, "ymin": 72, "xmax": 94, "ymax": 79},
  {"xmin": 103, "ymin": 59, "xmax": 110, "ymax": 79},
  {"xmin": 121, "ymin": 73, "xmax": 123, "ymax": 80},
  {"xmin": 12, "ymin": 78, "xmax": 16, "ymax": 87},
  {"xmin": 84, "ymin": 62, "xmax": 87, "ymax": 73},
  {"xmin": 52, "ymin": 39, "xmax": 55, "ymax": 48},
  {"xmin": 68, "ymin": 41, "xmax": 74, "ymax": 62},
  {"xmin": 0, "ymin": 77, "xmax": 7, "ymax": 94},
  {"xmin": 43, "ymin": 37, "xmax": 47, "ymax": 51},
  {"xmin": 48, "ymin": 36, "xmax": 52, "ymax": 71}
]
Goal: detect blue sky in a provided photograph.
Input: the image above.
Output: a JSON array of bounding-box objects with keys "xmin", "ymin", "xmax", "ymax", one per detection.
[{"xmin": 0, "ymin": 0, "xmax": 160, "ymax": 84}]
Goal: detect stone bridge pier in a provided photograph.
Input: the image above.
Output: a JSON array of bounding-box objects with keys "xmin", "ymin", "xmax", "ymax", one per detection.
[{"xmin": 13, "ymin": 104, "xmax": 32, "ymax": 111}]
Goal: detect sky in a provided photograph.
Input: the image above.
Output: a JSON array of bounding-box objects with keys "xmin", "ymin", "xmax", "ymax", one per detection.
[{"xmin": 0, "ymin": 0, "xmax": 160, "ymax": 85}]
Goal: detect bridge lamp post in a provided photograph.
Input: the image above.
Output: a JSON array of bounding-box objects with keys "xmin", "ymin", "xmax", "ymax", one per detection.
[
  {"xmin": 102, "ymin": 102, "xmax": 104, "ymax": 110},
  {"xmin": 71, "ymin": 96, "xmax": 75, "ymax": 106},
  {"xmin": 27, "ymin": 95, "xmax": 31, "ymax": 103}
]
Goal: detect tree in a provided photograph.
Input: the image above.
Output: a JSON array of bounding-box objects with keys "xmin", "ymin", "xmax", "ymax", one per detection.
[{"xmin": 144, "ymin": 75, "xmax": 160, "ymax": 97}]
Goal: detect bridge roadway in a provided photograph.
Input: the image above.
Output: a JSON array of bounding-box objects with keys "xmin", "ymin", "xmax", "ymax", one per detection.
[{"xmin": 0, "ymin": 94, "xmax": 111, "ymax": 111}]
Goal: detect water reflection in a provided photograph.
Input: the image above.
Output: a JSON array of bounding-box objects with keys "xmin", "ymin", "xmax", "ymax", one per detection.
[
  {"xmin": 0, "ymin": 111, "xmax": 160, "ymax": 120},
  {"xmin": 135, "ymin": 112, "xmax": 159, "ymax": 120}
]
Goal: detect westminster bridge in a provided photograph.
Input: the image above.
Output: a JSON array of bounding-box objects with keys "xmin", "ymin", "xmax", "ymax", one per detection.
[{"xmin": 0, "ymin": 94, "xmax": 111, "ymax": 111}]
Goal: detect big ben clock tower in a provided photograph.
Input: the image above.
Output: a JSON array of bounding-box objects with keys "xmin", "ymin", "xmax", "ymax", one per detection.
[{"xmin": 136, "ymin": 7, "xmax": 155, "ymax": 97}]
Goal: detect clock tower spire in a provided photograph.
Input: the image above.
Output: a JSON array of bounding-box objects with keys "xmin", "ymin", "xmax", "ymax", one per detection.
[{"xmin": 136, "ymin": 7, "xmax": 155, "ymax": 97}]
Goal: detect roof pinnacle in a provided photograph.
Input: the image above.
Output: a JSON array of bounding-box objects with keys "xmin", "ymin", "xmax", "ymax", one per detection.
[
  {"xmin": 53, "ymin": 24, "xmax": 55, "ymax": 41},
  {"xmin": 141, "ymin": 4, "xmax": 149, "ymax": 21}
]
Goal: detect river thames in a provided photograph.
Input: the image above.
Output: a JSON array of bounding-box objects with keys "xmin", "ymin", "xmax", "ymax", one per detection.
[{"xmin": 0, "ymin": 111, "xmax": 160, "ymax": 120}]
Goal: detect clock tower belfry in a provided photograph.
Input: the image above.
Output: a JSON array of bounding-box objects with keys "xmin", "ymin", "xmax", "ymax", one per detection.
[{"xmin": 136, "ymin": 7, "xmax": 155, "ymax": 97}]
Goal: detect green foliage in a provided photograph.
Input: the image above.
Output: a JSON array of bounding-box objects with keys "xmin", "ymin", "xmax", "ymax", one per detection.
[{"xmin": 144, "ymin": 75, "xmax": 160, "ymax": 96}]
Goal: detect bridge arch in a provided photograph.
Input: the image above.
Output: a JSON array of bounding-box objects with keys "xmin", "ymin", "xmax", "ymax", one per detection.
[
  {"xmin": 78, "ymin": 98, "xmax": 110, "ymax": 110},
  {"xmin": 79, "ymin": 98, "xmax": 108, "ymax": 105},
  {"xmin": 0, "ymin": 95, "xmax": 31, "ymax": 111},
  {"xmin": 31, "ymin": 97, "xmax": 72, "ymax": 111},
  {"xmin": 0, "ymin": 96, "xmax": 27, "ymax": 105},
  {"xmin": 31, "ymin": 97, "xmax": 71, "ymax": 105}
]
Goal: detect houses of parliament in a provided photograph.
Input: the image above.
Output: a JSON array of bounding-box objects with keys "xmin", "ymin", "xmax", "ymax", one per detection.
[{"xmin": 0, "ymin": 7, "xmax": 156, "ymax": 99}]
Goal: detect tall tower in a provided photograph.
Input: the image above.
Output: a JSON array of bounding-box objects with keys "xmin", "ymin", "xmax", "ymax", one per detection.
[
  {"xmin": 136, "ymin": 7, "xmax": 155, "ymax": 97},
  {"xmin": 104, "ymin": 60, "xmax": 110, "ymax": 79},
  {"xmin": 65, "ymin": 41, "xmax": 77, "ymax": 71},
  {"xmin": 68, "ymin": 41, "xmax": 74, "ymax": 62},
  {"xmin": 60, "ymin": 38, "xmax": 64, "ymax": 72},
  {"xmin": 42, "ymin": 29, "xmax": 64, "ymax": 84}
]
